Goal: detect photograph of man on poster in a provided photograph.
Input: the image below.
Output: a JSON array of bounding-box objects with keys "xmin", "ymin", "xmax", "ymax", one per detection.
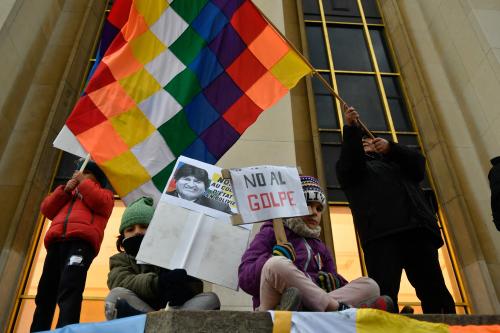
[{"xmin": 167, "ymin": 163, "xmax": 232, "ymax": 214}]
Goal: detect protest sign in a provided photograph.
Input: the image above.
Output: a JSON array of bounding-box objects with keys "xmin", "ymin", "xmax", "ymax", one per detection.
[
  {"xmin": 163, "ymin": 156, "xmax": 237, "ymax": 219},
  {"xmin": 136, "ymin": 199, "xmax": 250, "ymax": 290},
  {"xmin": 229, "ymin": 166, "xmax": 308, "ymax": 224}
]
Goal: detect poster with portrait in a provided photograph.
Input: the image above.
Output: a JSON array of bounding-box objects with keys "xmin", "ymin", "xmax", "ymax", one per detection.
[{"xmin": 163, "ymin": 156, "xmax": 237, "ymax": 219}]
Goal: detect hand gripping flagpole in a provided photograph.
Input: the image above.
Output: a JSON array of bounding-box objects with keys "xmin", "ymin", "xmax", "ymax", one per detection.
[
  {"xmin": 79, "ymin": 154, "xmax": 91, "ymax": 172},
  {"xmin": 253, "ymin": 2, "xmax": 375, "ymax": 139}
]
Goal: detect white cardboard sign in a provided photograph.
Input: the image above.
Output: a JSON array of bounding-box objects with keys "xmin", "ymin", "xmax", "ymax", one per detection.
[
  {"xmin": 230, "ymin": 166, "xmax": 308, "ymax": 224},
  {"xmin": 136, "ymin": 199, "xmax": 250, "ymax": 290}
]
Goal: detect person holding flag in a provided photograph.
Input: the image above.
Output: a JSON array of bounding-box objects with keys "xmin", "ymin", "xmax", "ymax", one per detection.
[
  {"xmin": 336, "ymin": 106, "xmax": 455, "ymax": 313},
  {"xmin": 488, "ymin": 156, "xmax": 500, "ymax": 231},
  {"xmin": 238, "ymin": 176, "xmax": 393, "ymax": 312},
  {"xmin": 31, "ymin": 159, "xmax": 114, "ymax": 331}
]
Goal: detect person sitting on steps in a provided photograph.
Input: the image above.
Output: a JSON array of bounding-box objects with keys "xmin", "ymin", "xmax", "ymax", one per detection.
[
  {"xmin": 238, "ymin": 176, "xmax": 394, "ymax": 312},
  {"xmin": 105, "ymin": 196, "xmax": 220, "ymax": 319}
]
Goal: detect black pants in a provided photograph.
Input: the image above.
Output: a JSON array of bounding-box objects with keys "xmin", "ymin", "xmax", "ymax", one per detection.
[
  {"xmin": 363, "ymin": 229, "xmax": 456, "ymax": 314},
  {"xmin": 31, "ymin": 240, "xmax": 94, "ymax": 332}
]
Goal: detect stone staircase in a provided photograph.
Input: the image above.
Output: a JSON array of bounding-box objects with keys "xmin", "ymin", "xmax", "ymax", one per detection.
[{"xmin": 144, "ymin": 310, "xmax": 500, "ymax": 332}]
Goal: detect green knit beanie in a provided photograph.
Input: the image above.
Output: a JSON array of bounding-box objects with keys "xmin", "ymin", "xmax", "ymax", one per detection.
[{"xmin": 119, "ymin": 197, "xmax": 155, "ymax": 234}]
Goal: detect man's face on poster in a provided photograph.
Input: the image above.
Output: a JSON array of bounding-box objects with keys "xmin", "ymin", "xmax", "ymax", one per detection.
[{"xmin": 176, "ymin": 175, "xmax": 206, "ymax": 201}]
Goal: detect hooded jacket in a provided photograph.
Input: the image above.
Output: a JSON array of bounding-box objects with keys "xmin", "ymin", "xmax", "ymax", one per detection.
[
  {"xmin": 108, "ymin": 252, "xmax": 161, "ymax": 307},
  {"xmin": 107, "ymin": 252, "xmax": 204, "ymax": 309},
  {"xmin": 238, "ymin": 221, "xmax": 347, "ymax": 309},
  {"xmin": 41, "ymin": 179, "xmax": 114, "ymax": 256},
  {"xmin": 336, "ymin": 125, "xmax": 443, "ymax": 248}
]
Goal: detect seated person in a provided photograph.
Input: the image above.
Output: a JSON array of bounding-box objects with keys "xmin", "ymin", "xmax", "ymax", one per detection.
[
  {"xmin": 167, "ymin": 163, "xmax": 232, "ymax": 214},
  {"xmin": 105, "ymin": 197, "xmax": 220, "ymax": 319},
  {"xmin": 238, "ymin": 176, "xmax": 393, "ymax": 312}
]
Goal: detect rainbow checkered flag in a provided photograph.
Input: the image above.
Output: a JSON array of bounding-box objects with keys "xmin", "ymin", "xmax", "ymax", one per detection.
[{"xmin": 54, "ymin": 0, "xmax": 312, "ymax": 205}]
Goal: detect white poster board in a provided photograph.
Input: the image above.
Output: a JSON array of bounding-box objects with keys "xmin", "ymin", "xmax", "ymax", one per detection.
[
  {"xmin": 162, "ymin": 156, "xmax": 238, "ymax": 219},
  {"xmin": 136, "ymin": 199, "xmax": 250, "ymax": 290},
  {"xmin": 230, "ymin": 166, "xmax": 308, "ymax": 224}
]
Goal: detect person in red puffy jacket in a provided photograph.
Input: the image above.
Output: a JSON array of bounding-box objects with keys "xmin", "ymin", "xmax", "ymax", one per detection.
[{"xmin": 30, "ymin": 159, "xmax": 114, "ymax": 332}]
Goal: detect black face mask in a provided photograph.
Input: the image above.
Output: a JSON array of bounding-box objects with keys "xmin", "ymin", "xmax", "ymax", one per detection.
[{"xmin": 122, "ymin": 234, "xmax": 144, "ymax": 257}]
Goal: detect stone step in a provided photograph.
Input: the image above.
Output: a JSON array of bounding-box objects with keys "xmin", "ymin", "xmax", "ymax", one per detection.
[
  {"xmin": 145, "ymin": 310, "xmax": 500, "ymax": 333},
  {"xmin": 406, "ymin": 314, "xmax": 500, "ymax": 325}
]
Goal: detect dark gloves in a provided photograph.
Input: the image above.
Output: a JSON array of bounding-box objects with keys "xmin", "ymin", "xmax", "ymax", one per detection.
[
  {"xmin": 157, "ymin": 268, "xmax": 192, "ymax": 307},
  {"xmin": 272, "ymin": 242, "xmax": 296, "ymax": 262},
  {"xmin": 317, "ymin": 271, "xmax": 343, "ymax": 292},
  {"xmin": 158, "ymin": 268, "xmax": 187, "ymax": 287}
]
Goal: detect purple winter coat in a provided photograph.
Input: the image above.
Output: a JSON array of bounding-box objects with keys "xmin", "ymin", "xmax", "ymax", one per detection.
[{"xmin": 238, "ymin": 221, "xmax": 348, "ymax": 309}]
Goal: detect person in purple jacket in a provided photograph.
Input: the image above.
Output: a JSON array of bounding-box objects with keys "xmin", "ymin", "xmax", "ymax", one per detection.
[{"xmin": 238, "ymin": 176, "xmax": 393, "ymax": 312}]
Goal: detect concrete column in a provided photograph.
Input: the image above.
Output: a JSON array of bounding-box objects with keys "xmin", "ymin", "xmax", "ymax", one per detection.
[{"xmin": 0, "ymin": 0, "xmax": 105, "ymax": 329}]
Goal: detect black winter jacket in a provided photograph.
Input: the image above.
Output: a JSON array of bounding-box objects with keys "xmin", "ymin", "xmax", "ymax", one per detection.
[
  {"xmin": 488, "ymin": 156, "xmax": 500, "ymax": 231},
  {"xmin": 336, "ymin": 125, "xmax": 443, "ymax": 248}
]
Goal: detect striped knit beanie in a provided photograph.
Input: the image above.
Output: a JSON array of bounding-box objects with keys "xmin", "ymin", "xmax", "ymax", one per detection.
[{"xmin": 300, "ymin": 176, "xmax": 327, "ymax": 208}]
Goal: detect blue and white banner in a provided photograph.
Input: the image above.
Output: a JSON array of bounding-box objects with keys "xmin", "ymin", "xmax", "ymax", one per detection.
[{"xmin": 36, "ymin": 315, "xmax": 146, "ymax": 333}]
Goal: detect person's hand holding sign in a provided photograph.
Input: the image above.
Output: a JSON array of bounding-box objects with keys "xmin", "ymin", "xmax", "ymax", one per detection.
[{"xmin": 272, "ymin": 242, "xmax": 296, "ymax": 262}]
